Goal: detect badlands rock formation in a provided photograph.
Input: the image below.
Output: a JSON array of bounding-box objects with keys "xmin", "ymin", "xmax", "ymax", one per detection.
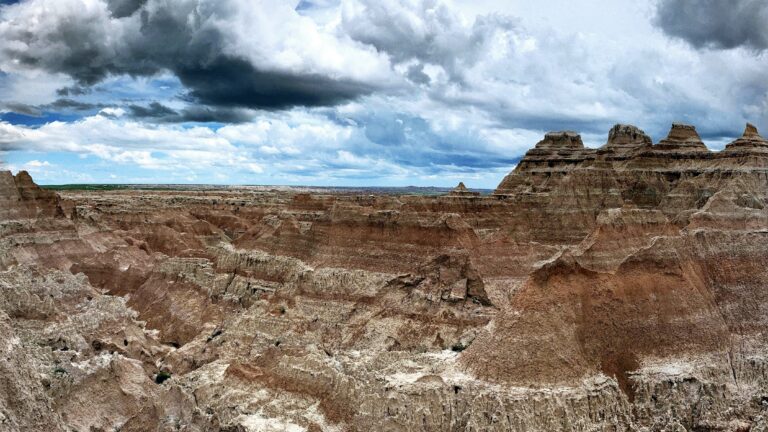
[{"xmin": 1, "ymin": 122, "xmax": 768, "ymax": 431}]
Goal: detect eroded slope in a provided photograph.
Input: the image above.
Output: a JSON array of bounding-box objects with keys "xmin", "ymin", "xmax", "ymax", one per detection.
[{"xmin": 1, "ymin": 123, "xmax": 768, "ymax": 431}]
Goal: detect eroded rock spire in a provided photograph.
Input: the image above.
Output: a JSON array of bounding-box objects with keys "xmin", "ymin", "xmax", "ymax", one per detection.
[
  {"xmin": 448, "ymin": 181, "xmax": 480, "ymax": 197},
  {"xmin": 602, "ymin": 124, "xmax": 652, "ymax": 154},
  {"xmin": 534, "ymin": 131, "xmax": 583, "ymax": 149},
  {"xmin": 655, "ymin": 123, "xmax": 708, "ymax": 152},
  {"xmin": 725, "ymin": 122, "xmax": 768, "ymax": 153}
]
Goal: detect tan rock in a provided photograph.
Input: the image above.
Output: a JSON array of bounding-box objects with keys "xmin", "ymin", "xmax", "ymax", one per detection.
[
  {"xmin": 654, "ymin": 123, "xmax": 709, "ymax": 152},
  {"xmin": 601, "ymin": 123, "xmax": 652, "ymax": 155},
  {"xmin": 447, "ymin": 181, "xmax": 480, "ymax": 197},
  {"xmin": 724, "ymin": 122, "xmax": 768, "ymax": 153},
  {"xmin": 2, "ymin": 122, "xmax": 768, "ymax": 430}
]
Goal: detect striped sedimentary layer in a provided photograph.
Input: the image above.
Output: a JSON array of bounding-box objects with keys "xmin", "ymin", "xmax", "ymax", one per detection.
[{"xmin": 1, "ymin": 123, "xmax": 768, "ymax": 430}]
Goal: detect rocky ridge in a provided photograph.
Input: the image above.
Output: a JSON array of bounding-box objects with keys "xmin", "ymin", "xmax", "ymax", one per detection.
[{"xmin": 1, "ymin": 123, "xmax": 768, "ymax": 431}]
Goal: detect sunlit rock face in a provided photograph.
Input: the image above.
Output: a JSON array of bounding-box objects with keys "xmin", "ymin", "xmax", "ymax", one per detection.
[{"xmin": 2, "ymin": 123, "xmax": 768, "ymax": 431}]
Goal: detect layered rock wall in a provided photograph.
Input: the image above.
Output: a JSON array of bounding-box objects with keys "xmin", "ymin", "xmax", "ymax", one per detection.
[{"xmin": 2, "ymin": 123, "xmax": 768, "ymax": 431}]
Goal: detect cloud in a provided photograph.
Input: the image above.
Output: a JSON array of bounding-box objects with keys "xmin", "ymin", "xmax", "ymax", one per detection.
[
  {"xmin": 0, "ymin": 70, "xmax": 73, "ymax": 107},
  {"xmin": 655, "ymin": 0, "xmax": 768, "ymax": 50},
  {"xmin": 341, "ymin": 0, "xmax": 518, "ymax": 84},
  {"xmin": 175, "ymin": 56, "xmax": 377, "ymax": 110},
  {"xmin": 5, "ymin": 0, "xmax": 761, "ymax": 136},
  {"xmin": 24, "ymin": 159, "xmax": 50, "ymax": 167},
  {"xmin": 0, "ymin": 107, "xmax": 531, "ymax": 186},
  {"xmin": 56, "ymin": 85, "xmax": 91, "ymax": 96},
  {"xmin": 127, "ymin": 101, "xmax": 253, "ymax": 123},
  {"xmin": 127, "ymin": 102, "xmax": 177, "ymax": 119},
  {"xmin": 0, "ymin": 0, "xmax": 392, "ymax": 110},
  {"xmin": 46, "ymin": 98, "xmax": 104, "ymax": 112},
  {"xmin": 2, "ymin": 98, "xmax": 104, "ymax": 117},
  {"xmin": 0, "ymin": 112, "xmax": 238, "ymax": 170},
  {"xmin": 175, "ymin": 106, "xmax": 253, "ymax": 124},
  {"xmin": 106, "ymin": 0, "xmax": 147, "ymax": 18},
  {"xmin": 3, "ymin": 102, "xmax": 42, "ymax": 117}
]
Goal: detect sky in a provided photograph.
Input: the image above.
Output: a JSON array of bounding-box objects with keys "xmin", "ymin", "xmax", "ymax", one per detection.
[{"xmin": 0, "ymin": 0, "xmax": 766, "ymax": 187}]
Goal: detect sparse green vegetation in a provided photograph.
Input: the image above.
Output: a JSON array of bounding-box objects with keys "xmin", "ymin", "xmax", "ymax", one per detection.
[
  {"xmin": 41, "ymin": 184, "xmax": 130, "ymax": 191},
  {"xmin": 155, "ymin": 371, "xmax": 172, "ymax": 384},
  {"xmin": 41, "ymin": 184, "xmax": 190, "ymax": 191},
  {"xmin": 451, "ymin": 341, "xmax": 470, "ymax": 352}
]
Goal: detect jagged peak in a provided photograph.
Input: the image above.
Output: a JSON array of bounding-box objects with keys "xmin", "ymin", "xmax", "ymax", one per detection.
[
  {"xmin": 448, "ymin": 181, "xmax": 480, "ymax": 197},
  {"xmin": 535, "ymin": 131, "xmax": 583, "ymax": 149},
  {"xmin": 724, "ymin": 122, "xmax": 768, "ymax": 153},
  {"xmin": 604, "ymin": 124, "xmax": 652, "ymax": 149},
  {"xmin": 655, "ymin": 123, "xmax": 708, "ymax": 152},
  {"xmin": 494, "ymin": 122, "xmax": 768, "ymax": 195},
  {"xmin": 743, "ymin": 123, "xmax": 762, "ymax": 139},
  {"xmin": 14, "ymin": 170, "xmax": 36, "ymax": 186},
  {"xmin": 666, "ymin": 123, "xmax": 701, "ymax": 141},
  {"xmin": 0, "ymin": 170, "xmax": 62, "ymax": 220},
  {"xmin": 0, "ymin": 170, "xmax": 18, "ymax": 200}
]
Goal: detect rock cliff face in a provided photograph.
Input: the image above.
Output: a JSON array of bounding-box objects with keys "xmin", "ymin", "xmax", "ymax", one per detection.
[
  {"xmin": 2, "ymin": 123, "xmax": 768, "ymax": 431},
  {"xmin": 0, "ymin": 170, "xmax": 61, "ymax": 220}
]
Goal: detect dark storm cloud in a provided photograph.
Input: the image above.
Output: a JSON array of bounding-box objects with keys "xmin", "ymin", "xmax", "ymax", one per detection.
[
  {"xmin": 176, "ymin": 56, "xmax": 375, "ymax": 110},
  {"xmin": 47, "ymin": 98, "xmax": 104, "ymax": 111},
  {"xmin": 128, "ymin": 101, "xmax": 252, "ymax": 123},
  {"xmin": 56, "ymin": 85, "xmax": 91, "ymax": 97},
  {"xmin": 3, "ymin": 99, "xmax": 103, "ymax": 116},
  {"xmin": 4, "ymin": 13, "xmax": 156, "ymax": 85},
  {"xmin": 176, "ymin": 106, "xmax": 252, "ymax": 123},
  {"xmin": 0, "ymin": 0, "xmax": 376, "ymax": 111},
  {"xmin": 106, "ymin": 0, "xmax": 148, "ymax": 18},
  {"xmin": 3, "ymin": 102, "xmax": 41, "ymax": 117},
  {"xmin": 655, "ymin": 0, "xmax": 768, "ymax": 50},
  {"xmin": 127, "ymin": 102, "xmax": 177, "ymax": 119}
]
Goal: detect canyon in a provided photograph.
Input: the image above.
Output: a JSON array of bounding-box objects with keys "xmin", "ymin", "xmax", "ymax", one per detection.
[{"xmin": 1, "ymin": 122, "xmax": 768, "ymax": 431}]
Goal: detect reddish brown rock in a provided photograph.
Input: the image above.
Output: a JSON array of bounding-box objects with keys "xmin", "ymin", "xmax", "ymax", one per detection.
[
  {"xmin": 2, "ymin": 122, "xmax": 768, "ymax": 431},
  {"xmin": 0, "ymin": 170, "xmax": 62, "ymax": 220}
]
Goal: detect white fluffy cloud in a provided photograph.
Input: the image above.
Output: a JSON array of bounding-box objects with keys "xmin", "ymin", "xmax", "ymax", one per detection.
[
  {"xmin": 0, "ymin": 107, "xmax": 526, "ymax": 186},
  {"xmin": 0, "ymin": 113, "xmax": 238, "ymax": 173}
]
